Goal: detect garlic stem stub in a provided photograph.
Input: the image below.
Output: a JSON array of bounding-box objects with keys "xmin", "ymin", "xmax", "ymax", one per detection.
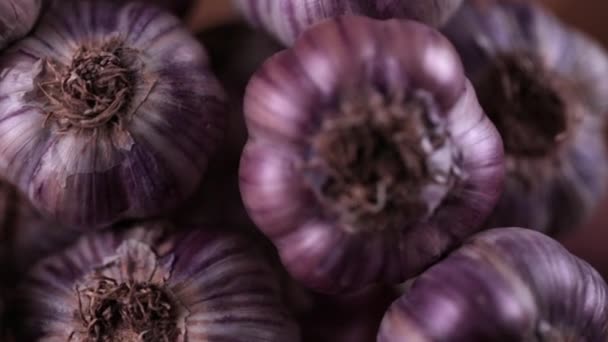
[
  {"xmin": 443, "ymin": 0, "xmax": 608, "ymax": 235},
  {"xmin": 239, "ymin": 16, "xmax": 505, "ymax": 293},
  {"xmin": 378, "ymin": 227, "xmax": 608, "ymax": 341},
  {"xmin": 0, "ymin": 0, "xmax": 41, "ymax": 50},
  {"xmin": 233, "ymin": 0, "xmax": 464, "ymax": 46},
  {"xmin": 22, "ymin": 223, "xmax": 299, "ymax": 341},
  {"xmin": 0, "ymin": 0, "xmax": 227, "ymax": 229}
]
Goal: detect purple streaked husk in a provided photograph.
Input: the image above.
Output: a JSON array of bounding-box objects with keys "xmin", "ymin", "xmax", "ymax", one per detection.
[
  {"xmin": 19, "ymin": 222, "xmax": 300, "ymax": 341},
  {"xmin": 0, "ymin": 0, "xmax": 227, "ymax": 229},
  {"xmin": 239, "ymin": 16, "xmax": 505, "ymax": 293},
  {"xmin": 443, "ymin": 0, "xmax": 608, "ymax": 235},
  {"xmin": 378, "ymin": 227, "xmax": 608, "ymax": 341},
  {"xmin": 233, "ymin": 0, "xmax": 464, "ymax": 46},
  {"xmin": 0, "ymin": 0, "xmax": 41, "ymax": 50}
]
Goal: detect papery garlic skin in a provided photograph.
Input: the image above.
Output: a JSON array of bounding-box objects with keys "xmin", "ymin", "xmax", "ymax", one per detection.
[
  {"xmin": 22, "ymin": 223, "xmax": 299, "ymax": 342},
  {"xmin": 240, "ymin": 16, "xmax": 504, "ymax": 293},
  {"xmin": 233, "ymin": 0, "xmax": 464, "ymax": 45},
  {"xmin": 0, "ymin": 0, "xmax": 41, "ymax": 50},
  {"xmin": 443, "ymin": 0, "xmax": 608, "ymax": 234},
  {"xmin": 378, "ymin": 228, "xmax": 608, "ymax": 341},
  {"xmin": 0, "ymin": 0, "xmax": 227, "ymax": 229}
]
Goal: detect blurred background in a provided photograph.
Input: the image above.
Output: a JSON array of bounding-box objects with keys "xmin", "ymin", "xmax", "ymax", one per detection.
[
  {"xmin": 530, "ymin": 0, "xmax": 608, "ymax": 278},
  {"xmin": 187, "ymin": 0, "xmax": 608, "ymax": 278}
]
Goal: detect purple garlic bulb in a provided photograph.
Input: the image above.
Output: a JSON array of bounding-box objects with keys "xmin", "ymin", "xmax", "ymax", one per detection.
[
  {"xmin": 443, "ymin": 0, "xmax": 608, "ymax": 235},
  {"xmin": 239, "ymin": 16, "xmax": 505, "ymax": 293},
  {"xmin": 21, "ymin": 222, "xmax": 299, "ymax": 341},
  {"xmin": 0, "ymin": 0, "xmax": 227, "ymax": 229},
  {"xmin": 0, "ymin": 0, "xmax": 41, "ymax": 49},
  {"xmin": 379, "ymin": 227, "xmax": 608, "ymax": 341},
  {"xmin": 233, "ymin": 0, "xmax": 464, "ymax": 45}
]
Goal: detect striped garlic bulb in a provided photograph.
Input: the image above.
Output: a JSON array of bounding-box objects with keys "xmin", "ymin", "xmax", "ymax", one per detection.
[
  {"xmin": 239, "ymin": 15, "xmax": 504, "ymax": 293},
  {"xmin": 0, "ymin": 0, "xmax": 227, "ymax": 229},
  {"xmin": 233, "ymin": 0, "xmax": 464, "ymax": 45},
  {"xmin": 21, "ymin": 223, "xmax": 299, "ymax": 341},
  {"xmin": 379, "ymin": 228, "xmax": 608, "ymax": 341},
  {"xmin": 443, "ymin": 0, "xmax": 608, "ymax": 234}
]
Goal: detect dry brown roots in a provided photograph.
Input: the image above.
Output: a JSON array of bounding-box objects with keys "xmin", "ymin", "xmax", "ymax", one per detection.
[
  {"xmin": 73, "ymin": 276, "xmax": 179, "ymax": 342},
  {"xmin": 37, "ymin": 37, "xmax": 137, "ymax": 130},
  {"xmin": 305, "ymin": 88, "xmax": 462, "ymax": 234},
  {"xmin": 476, "ymin": 54, "xmax": 570, "ymax": 158}
]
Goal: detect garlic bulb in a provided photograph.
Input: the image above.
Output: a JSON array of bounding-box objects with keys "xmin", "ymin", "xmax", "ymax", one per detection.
[
  {"xmin": 0, "ymin": 0, "xmax": 41, "ymax": 50},
  {"xmin": 443, "ymin": 0, "xmax": 608, "ymax": 234},
  {"xmin": 378, "ymin": 227, "xmax": 608, "ymax": 341},
  {"xmin": 233, "ymin": 0, "xmax": 464, "ymax": 45},
  {"xmin": 22, "ymin": 223, "xmax": 299, "ymax": 341},
  {"xmin": 240, "ymin": 16, "xmax": 505, "ymax": 293},
  {"xmin": 0, "ymin": 0, "xmax": 227, "ymax": 229}
]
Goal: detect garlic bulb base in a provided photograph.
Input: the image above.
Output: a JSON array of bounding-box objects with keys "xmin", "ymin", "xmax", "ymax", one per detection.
[
  {"xmin": 240, "ymin": 16, "xmax": 505, "ymax": 292},
  {"xmin": 68, "ymin": 239, "xmax": 184, "ymax": 342},
  {"xmin": 37, "ymin": 37, "xmax": 140, "ymax": 130},
  {"xmin": 76, "ymin": 279, "xmax": 178, "ymax": 342},
  {"xmin": 476, "ymin": 54, "xmax": 570, "ymax": 158},
  {"xmin": 304, "ymin": 88, "xmax": 464, "ymax": 234}
]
